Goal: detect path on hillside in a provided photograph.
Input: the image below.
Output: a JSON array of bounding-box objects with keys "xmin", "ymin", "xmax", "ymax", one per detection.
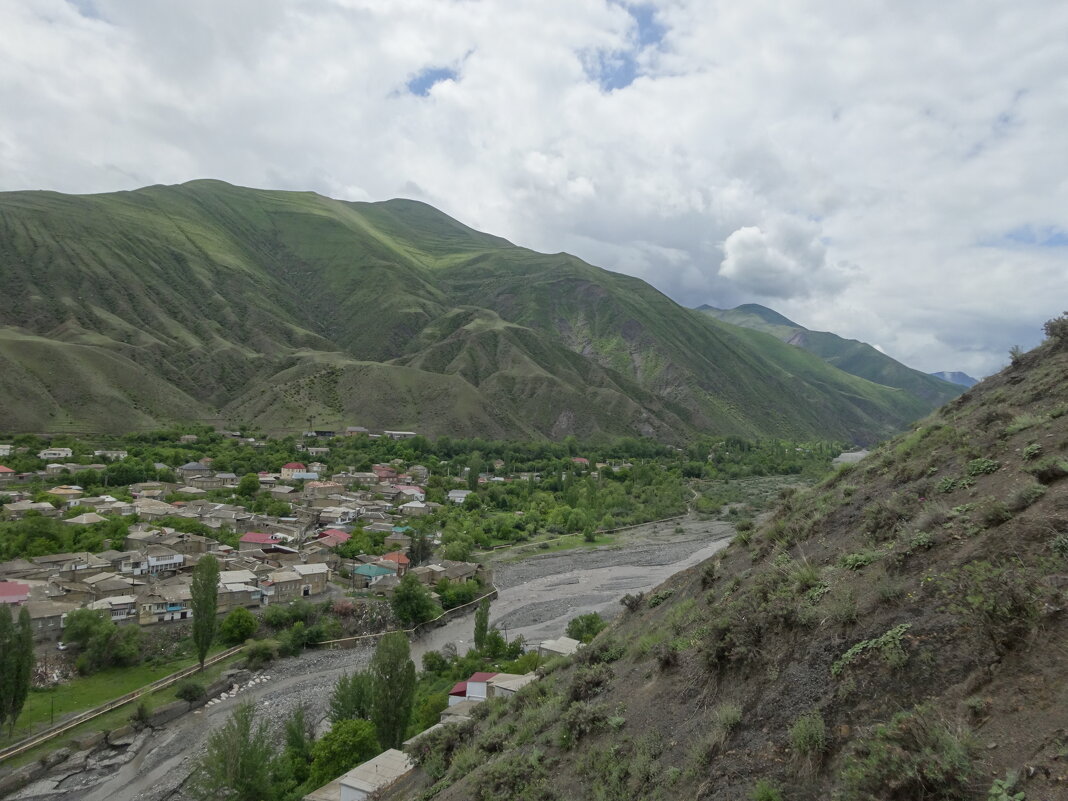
[{"xmin": 15, "ymin": 514, "xmax": 731, "ymax": 801}]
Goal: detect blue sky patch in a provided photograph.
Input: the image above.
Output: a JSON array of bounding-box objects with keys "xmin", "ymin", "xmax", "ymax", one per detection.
[
  {"xmin": 585, "ymin": 2, "xmax": 667, "ymax": 91},
  {"xmin": 406, "ymin": 66, "xmax": 458, "ymax": 97},
  {"xmin": 1003, "ymin": 225, "xmax": 1068, "ymax": 247}
]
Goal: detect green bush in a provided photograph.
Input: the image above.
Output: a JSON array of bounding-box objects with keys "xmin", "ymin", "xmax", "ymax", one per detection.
[
  {"xmin": 839, "ymin": 707, "xmax": 976, "ymax": 801},
  {"xmin": 1022, "ymin": 443, "xmax": 1043, "ymax": 461},
  {"xmin": 244, "ymin": 639, "xmax": 278, "ymax": 670},
  {"xmin": 559, "ymin": 702, "xmax": 610, "ymax": 748},
  {"xmin": 567, "ymin": 664, "xmax": 614, "ymax": 703},
  {"xmin": 840, "ymin": 551, "xmax": 878, "ymax": 570},
  {"xmin": 789, "ymin": 710, "xmax": 827, "ymax": 759},
  {"xmin": 966, "ymin": 458, "xmax": 1000, "ymax": 476},
  {"xmin": 941, "ymin": 561, "xmax": 1040, "ymax": 654},
  {"xmin": 176, "ymin": 679, "xmax": 206, "ymax": 704},
  {"xmin": 749, "ymin": 779, "xmax": 784, "ymax": 801},
  {"xmin": 647, "ymin": 589, "xmax": 674, "ymax": 608},
  {"xmin": 832, "ymin": 624, "xmax": 911, "ymax": 677},
  {"xmin": 1007, "ymin": 482, "xmax": 1046, "ymax": 512},
  {"xmin": 1044, "ymin": 311, "xmax": 1068, "ymax": 345},
  {"xmin": 566, "ymin": 613, "xmax": 607, "ymax": 644}
]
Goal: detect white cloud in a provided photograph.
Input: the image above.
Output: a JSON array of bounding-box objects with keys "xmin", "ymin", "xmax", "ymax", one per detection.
[{"xmin": 1, "ymin": 0, "xmax": 1067, "ymax": 377}]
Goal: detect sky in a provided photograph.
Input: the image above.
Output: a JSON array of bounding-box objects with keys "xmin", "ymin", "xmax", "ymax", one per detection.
[{"xmin": 2, "ymin": 1, "xmax": 1067, "ymax": 378}]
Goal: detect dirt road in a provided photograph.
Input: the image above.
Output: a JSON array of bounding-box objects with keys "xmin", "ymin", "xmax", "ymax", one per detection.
[{"xmin": 15, "ymin": 515, "xmax": 731, "ymax": 801}]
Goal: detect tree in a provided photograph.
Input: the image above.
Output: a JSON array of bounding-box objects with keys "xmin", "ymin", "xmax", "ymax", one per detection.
[
  {"xmin": 391, "ymin": 574, "xmax": 438, "ymax": 627},
  {"xmin": 236, "ymin": 473, "xmax": 260, "ymax": 497},
  {"xmin": 10, "ymin": 607, "xmax": 33, "ymax": 732},
  {"xmin": 220, "ymin": 607, "xmax": 258, "ymax": 645},
  {"xmin": 191, "ymin": 554, "xmax": 220, "ymax": 669},
  {"xmin": 370, "ymin": 632, "xmax": 416, "ymax": 749},
  {"xmin": 186, "ymin": 701, "xmax": 274, "ymax": 801},
  {"xmin": 307, "ymin": 718, "xmax": 379, "ymax": 788},
  {"xmin": 566, "ymin": 612, "xmax": 606, "ymax": 644},
  {"xmin": 0, "ymin": 607, "xmax": 14, "ymax": 733},
  {"xmin": 473, "ymin": 597, "xmax": 490, "ymax": 652},
  {"xmin": 329, "ymin": 671, "xmax": 373, "ymax": 723},
  {"xmin": 407, "ymin": 531, "xmax": 433, "ymax": 566}
]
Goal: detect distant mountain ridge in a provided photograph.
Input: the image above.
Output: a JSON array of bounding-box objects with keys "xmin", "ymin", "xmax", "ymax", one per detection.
[
  {"xmin": 929, "ymin": 370, "xmax": 979, "ymax": 387},
  {"xmin": 0, "ymin": 181, "xmax": 943, "ymax": 442},
  {"xmin": 698, "ymin": 303, "xmax": 964, "ymax": 407}
]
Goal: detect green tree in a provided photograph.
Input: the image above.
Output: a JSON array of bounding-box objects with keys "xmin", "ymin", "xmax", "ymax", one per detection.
[
  {"xmin": 307, "ymin": 718, "xmax": 379, "ymax": 788},
  {"xmin": 370, "ymin": 632, "xmax": 416, "ymax": 749},
  {"xmin": 566, "ymin": 612, "xmax": 606, "ymax": 644},
  {"xmin": 219, "ymin": 606, "xmax": 258, "ymax": 645},
  {"xmin": 186, "ymin": 701, "xmax": 274, "ymax": 801},
  {"xmin": 390, "ymin": 574, "xmax": 438, "ymax": 627},
  {"xmin": 329, "ymin": 671, "xmax": 373, "ymax": 723},
  {"xmin": 473, "ymin": 597, "xmax": 490, "ymax": 652},
  {"xmin": 236, "ymin": 473, "xmax": 260, "ymax": 497},
  {"xmin": 191, "ymin": 554, "xmax": 221, "ymax": 669},
  {"xmin": 0, "ymin": 607, "xmax": 15, "ymax": 732}
]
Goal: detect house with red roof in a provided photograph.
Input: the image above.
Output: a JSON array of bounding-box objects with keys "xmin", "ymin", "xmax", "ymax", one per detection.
[
  {"xmin": 239, "ymin": 531, "xmax": 283, "ymax": 551},
  {"xmin": 571, "ymin": 457, "xmax": 590, "ymax": 466},
  {"xmin": 377, "ymin": 551, "xmax": 410, "ymax": 576},
  {"xmin": 0, "ymin": 465, "xmax": 15, "ymax": 482},
  {"xmin": 316, "ymin": 529, "xmax": 352, "ymax": 548},
  {"xmin": 280, "ymin": 462, "xmax": 306, "ymax": 481},
  {"xmin": 0, "ymin": 580, "xmax": 31, "ymax": 605}
]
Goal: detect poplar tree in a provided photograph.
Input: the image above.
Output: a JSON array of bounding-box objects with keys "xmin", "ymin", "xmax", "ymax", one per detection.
[
  {"xmin": 370, "ymin": 632, "xmax": 416, "ymax": 749},
  {"xmin": 191, "ymin": 554, "xmax": 220, "ymax": 669}
]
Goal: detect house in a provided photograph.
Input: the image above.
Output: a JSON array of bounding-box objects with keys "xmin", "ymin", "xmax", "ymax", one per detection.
[
  {"xmin": 447, "ymin": 489, "xmax": 472, "ymax": 505},
  {"xmin": 464, "ymin": 672, "xmax": 498, "ymax": 702},
  {"xmin": 383, "ymin": 531, "xmax": 412, "ymax": 551},
  {"xmin": 0, "ymin": 444, "xmax": 11, "ymax": 457},
  {"xmin": 37, "ymin": 447, "xmax": 73, "ymax": 460},
  {"xmin": 178, "ymin": 434, "xmax": 199, "ymax": 444},
  {"xmin": 0, "ymin": 465, "xmax": 15, "ymax": 482},
  {"xmin": 306, "ymin": 447, "xmax": 330, "ymax": 457},
  {"xmin": 399, "ymin": 501, "xmax": 430, "ymax": 517},
  {"xmin": 138, "ymin": 544, "xmax": 185, "ymax": 575},
  {"xmin": 48, "ymin": 486, "xmax": 85, "ymax": 502},
  {"xmin": 259, "ymin": 570, "xmax": 303, "ymax": 604},
  {"xmin": 371, "ymin": 464, "xmax": 397, "ymax": 481},
  {"xmin": 137, "ymin": 581, "xmax": 193, "ymax": 624},
  {"xmin": 410, "ymin": 564, "xmax": 446, "ymax": 586},
  {"xmin": 391, "ymin": 485, "xmax": 426, "ymax": 502},
  {"xmin": 377, "ymin": 551, "xmax": 410, "ymax": 576},
  {"xmin": 239, "ymin": 531, "xmax": 283, "ymax": 551},
  {"xmin": 571, "ymin": 457, "xmax": 590, "ymax": 467},
  {"xmin": 93, "ymin": 450, "xmax": 128, "ymax": 460},
  {"xmin": 280, "ymin": 462, "xmax": 306, "ymax": 481},
  {"xmin": 27, "ymin": 599, "xmax": 79, "ymax": 641},
  {"xmin": 344, "ymin": 426, "xmax": 369, "ymax": 437},
  {"xmin": 64, "ymin": 512, "xmax": 108, "ymax": 526},
  {"xmin": 447, "ymin": 682, "xmax": 470, "ymax": 707},
  {"xmin": 292, "ymin": 562, "xmax": 330, "ymax": 595},
  {"xmin": 316, "ymin": 529, "xmax": 351, "ymax": 549},
  {"xmin": 488, "ymin": 672, "xmax": 537, "ymax": 698},
  {"xmin": 4, "ymin": 501, "xmax": 59, "ymax": 519},
  {"xmin": 539, "ymin": 636, "xmax": 582, "ymax": 658},
  {"xmin": 337, "ymin": 749, "xmax": 414, "ymax": 801},
  {"xmin": 87, "ymin": 594, "xmax": 138, "ymax": 623},
  {"xmin": 383, "ymin": 430, "xmax": 417, "ymax": 441},
  {"xmin": 177, "ymin": 462, "xmax": 212, "ymax": 481},
  {"xmin": 31, "ymin": 551, "xmax": 109, "ymax": 576},
  {"xmin": 441, "ymin": 560, "xmax": 478, "ymax": 583},
  {"xmin": 0, "ymin": 580, "xmax": 31, "ymax": 605},
  {"xmin": 350, "ymin": 563, "xmax": 394, "ymax": 589}
]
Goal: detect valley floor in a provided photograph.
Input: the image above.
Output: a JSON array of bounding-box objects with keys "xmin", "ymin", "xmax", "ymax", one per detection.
[{"xmin": 11, "ymin": 515, "xmax": 732, "ymax": 801}]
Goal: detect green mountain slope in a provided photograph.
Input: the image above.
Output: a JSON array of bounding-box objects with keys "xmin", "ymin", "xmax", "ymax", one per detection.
[
  {"xmin": 405, "ymin": 322, "xmax": 1068, "ymax": 801},
  {"xmin": 699, "ymin": 303, "xmax": 964, "ymax": 406},
  {"xmin": 0, "ymin": 181, "xmax": 937, "ymax": 442}
]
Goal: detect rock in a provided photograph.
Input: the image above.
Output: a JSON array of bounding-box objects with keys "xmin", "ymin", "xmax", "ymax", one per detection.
[
  {"xmin": 107, "ymin": 724, "xmax": 135, "ymax": 746},
  {"xmin": 148, "ymin": 700, "xmax": 188, "ymax": 727},
  {"xmin": 73, "ymin": 730, "xmax": 106, "ymax": 751},
  {"xmin": 0, "ymin": 762, "xmax": 47, "ymax": 796},
  {"xmin": 41, "ymin": 747, "xmax": 72, "ymax": 768}
]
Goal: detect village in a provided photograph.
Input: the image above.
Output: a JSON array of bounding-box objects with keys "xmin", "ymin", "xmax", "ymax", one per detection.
[{"xmin": 0, "ymin": 432, "xmax": 498, "ymax": 646}]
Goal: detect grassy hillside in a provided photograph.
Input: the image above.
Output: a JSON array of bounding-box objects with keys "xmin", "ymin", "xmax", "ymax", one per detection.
[
  {"xmin": 700, "ymin": 303, "xmax": 964, "ymax": 406},
  {"xmin": 0, "ymin": 181, "xmax": 937, "ymax": 441},
  {"xmin": 403, "ymin": 319, "xmax": 1068, "ymax": 801}
]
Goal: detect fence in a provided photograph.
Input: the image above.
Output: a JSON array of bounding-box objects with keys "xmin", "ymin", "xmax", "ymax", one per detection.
[{"xmin": 0, "ymin": 645, "xmax": 244, "ymax": 766}]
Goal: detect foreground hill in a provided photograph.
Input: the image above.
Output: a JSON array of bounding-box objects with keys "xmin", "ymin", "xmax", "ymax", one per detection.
[
  {"xmin": 699, "ymin": 303, "xmax": 964, "ymax": 406},
  {"xmin": 403, "ymin": 319, "xmax": 1068, "ymax": 800},
  {"xmin": 1, "ymin": 181, "xmax": 931, "ymax": 442}
]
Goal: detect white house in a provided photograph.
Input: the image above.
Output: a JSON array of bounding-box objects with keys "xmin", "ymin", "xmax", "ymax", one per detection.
[
  {"xmin": 447, "ymin": 489, "xmax": 472, "ymax": 505},
  {"xmin": 38, "ymin": 447, "xmax": 73, "ymax": 460}
]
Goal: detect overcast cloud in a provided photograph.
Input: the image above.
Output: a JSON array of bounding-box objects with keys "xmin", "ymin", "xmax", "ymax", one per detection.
[{"xmin": 2, "ymin": 0, "xmax": 1066, "ymax": 377}]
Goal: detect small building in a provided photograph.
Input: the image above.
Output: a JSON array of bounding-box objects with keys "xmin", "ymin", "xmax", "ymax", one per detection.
[
  {"xmin": 259, "ymin": 570, "xmax": 303, "ymax": 605},
  {"xmin": 0, "ymin": 465, "xmax": 15, "ymax": 482},
  {"xmin": 280, "ymin": 462, "xmax": 307, "ymax": 481},
  {"xmin": 239, "ymin": 531, "xmax": 283, "ymax": 551},
  {"xmin": 447, "ymin": 489, "xmax": 472, "ymax": 505},
  {"xmin": 539, "ymin": 636, "xmax": 582, "ymax": 658},
  {"xmin": 338, "ymin": 749, "xmax": 414, "ymax": 801},
  {"xmin": 350, "ymin": 563, "xmax": 394, "ymax": 589},
  {"xmin": 63, "ymin": 512, "xmax": 108, "ymax": 526},
  {"xmin": 38, "ymin": 447, "xmax": 74, "ymax": 460},
  {"xmin": 177, "ymin": 461, "xmax": 212, "ymax": 481},
  {"xmin": 377, "ymin": 551, "xmax": 410, "ymax": 576},
  {"xmin": 292, "ymin": 562, "xmax": 330, "ymax": 596},
  {"xmin": 0, "ymin": 580, "xmax": 31, "ymax": 605}
]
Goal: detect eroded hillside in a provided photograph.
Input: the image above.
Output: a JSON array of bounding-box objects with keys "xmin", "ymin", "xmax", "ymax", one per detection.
[{"xmin": 400, "ymin": 320, "xmax": 1068, "ymax": 801}]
